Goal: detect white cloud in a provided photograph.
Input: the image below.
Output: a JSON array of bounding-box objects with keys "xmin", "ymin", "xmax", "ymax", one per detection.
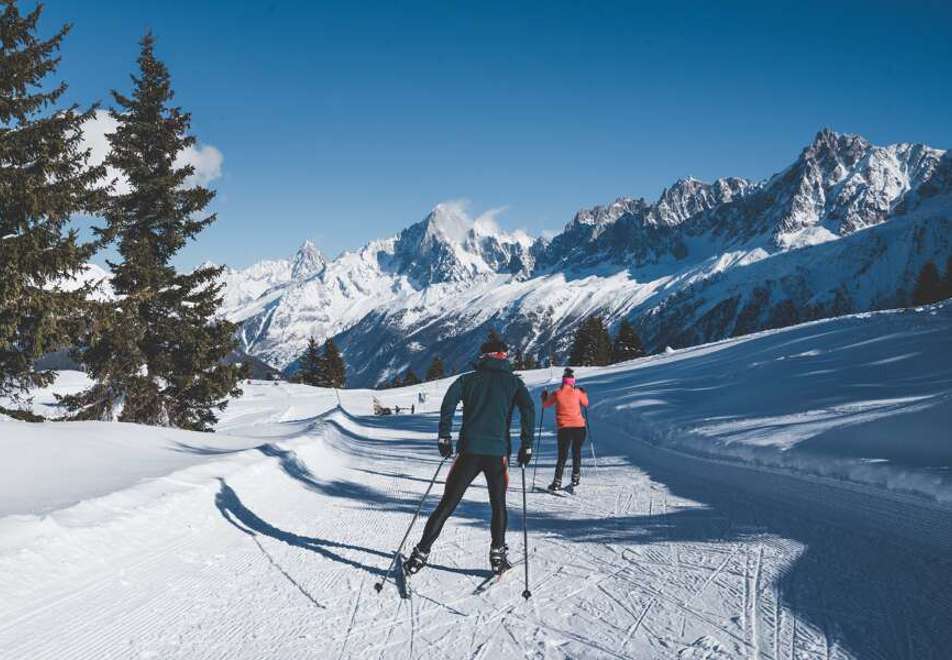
[
  {"xmin": 80, "ymin": 110, "xmax": 223, "ymax": 193},
  {"xmin": 472, "ymin": 206, "xmax": 508, "ymax": 235},
  {"xmin": 176, "ymin": 142, "xmax": 223, "ymax": 186}
]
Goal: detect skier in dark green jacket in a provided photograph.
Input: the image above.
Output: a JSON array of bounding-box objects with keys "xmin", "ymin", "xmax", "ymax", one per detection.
[{"xmin": 404, "ymin": 334, "xmax": 535, "ymax": 575}]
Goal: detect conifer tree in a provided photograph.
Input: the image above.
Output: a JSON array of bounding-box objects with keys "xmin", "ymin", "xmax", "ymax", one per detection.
[
  {"xmin": 0, "ymin": 1, "xmax": 106, "ymax": 402},
  {"xmin": 612, "ymin": 319, "xmax": 645, "ymax": 363},
  {"xmin": 425, "ymin": 356, "xmax": 445, "ymax": 381},
  {"xmin": 318, "ymin": 337, "xmax": 346, "ymax": 388},
  {"xmin": 402, "ymin": 369, "xmax": 421, "ymax": 386},
  {"xmin": 569, "ymin": 315, "xmax": 612, "ymax": 366},
  {"xmin": 912, "ymin": 261, "xmax": 943, "ymax": 305},
  {"xmin": 64, "ymin": 33, "xmax": 241, "ymax": 430},
  {"xmin": 296, "ymin": 337, "xmax": 324, "ymax": 386}
]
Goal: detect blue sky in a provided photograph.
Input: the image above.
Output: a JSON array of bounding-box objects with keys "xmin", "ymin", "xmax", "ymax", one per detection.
[{"xmin": 43, "ymin": 0, "xmax": 952, "ymax": 269}]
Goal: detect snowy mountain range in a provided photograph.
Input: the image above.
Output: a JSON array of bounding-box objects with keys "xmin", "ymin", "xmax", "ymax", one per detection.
[{"xmin": 214, "ymin": 130, "xmax": 951, "ymax": 387}]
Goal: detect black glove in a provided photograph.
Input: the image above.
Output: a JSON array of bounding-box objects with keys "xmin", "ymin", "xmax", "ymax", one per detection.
[
  {"xmin": 438, "ymin": 437, "xmax": 453, "ymax": 458},
  {"xmin": 576, "ymin": 386, "xmax": 585, "ymax": 392},
  {"xmin": 517, "ymin": 446, "xmax": 532, "ymax": 467},
  {"xmin": 541, "ymin": 389, "xmax": 548, "ymax": 402}
]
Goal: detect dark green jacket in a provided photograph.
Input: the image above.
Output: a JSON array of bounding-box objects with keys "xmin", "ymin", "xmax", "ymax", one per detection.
[{"xmin": 438, "ymin": 357, "xmax": 535, "ymax": 457}]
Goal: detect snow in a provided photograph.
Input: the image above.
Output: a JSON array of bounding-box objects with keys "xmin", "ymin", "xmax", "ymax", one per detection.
[
  {"xmin": 51, "ymin": 263, "xmax": 114, "ymax": 301},
  {"xmin": 2, "ymin": 306, "xmax": 951, "ymax": 658},
  {"xmin": 210, "ymin": 132, "xmax": 949, "ymax": 389}
]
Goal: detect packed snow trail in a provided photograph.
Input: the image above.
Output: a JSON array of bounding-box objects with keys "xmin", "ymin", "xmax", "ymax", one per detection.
[
  {"xmin": 2, "ymin": 385, "xmax": 950, "ymax": 658},
  {"xmin": 2, "ymin": 306, "xmax": 951, "ymax": 658}
]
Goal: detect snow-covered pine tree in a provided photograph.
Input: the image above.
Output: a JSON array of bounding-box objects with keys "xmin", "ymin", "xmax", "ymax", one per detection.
[
  {"xmin": 319, "ymin": 337, "xmax": 346, "ymax": 388},
  {"xmin": 0, "ymin": 1, "xmax": 106, "ymax": 403},
  {"xmin": 912, "ymin": 261, "xmax": 943, "ymax": 305},
  {"xmin": 612, "ymin": 319, "xmax": 645, "ymax": 363},
  {"xmin": 295, "ymin": 337, "xmax": 324, "ymax": 386},
  {"xmin": 425, "ymin": 356, "xmax": 445, "ymax": 381},
  {"xmin": 64, "ymin": 33, "xmax": 241, "ymax": 431}
]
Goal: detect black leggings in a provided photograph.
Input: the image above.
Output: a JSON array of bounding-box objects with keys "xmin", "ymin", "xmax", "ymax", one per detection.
[
  {"xmin": 555, "ymin": 427, "xmax": 586, "ymax": 480},
  {"xmin": 418, "ymin": 453, "xmax": 509, "ymax": 552}
]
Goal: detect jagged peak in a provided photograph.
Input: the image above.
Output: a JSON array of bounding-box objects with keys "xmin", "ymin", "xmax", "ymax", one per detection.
[
  {"xmin": 291, "ymin": 239, "xmax": 326, "ymax": 279},
  {"xmin": 420, "ymin": 201, "xmax": 472, "ymax": 244},
  {"xmin": 802, "ymin": 128, "xmax": 870, "ymax": 162},
  {"xmin": 570, "ymin": 197, "xmax": 643, "ymax": 228}
]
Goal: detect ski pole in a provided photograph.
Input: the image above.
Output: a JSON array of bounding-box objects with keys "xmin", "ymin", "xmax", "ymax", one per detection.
[
  {"xmin": 583, "ymin": 408, "xmax": 599, "ymax": 471},
  {"xmin": 520, "ymin": 464, "xmax": 531, "ymax": 600},
  {"xmin": 531, "ymin": 406, "xmax": 545, "ymax": 490},
  {"xmin": 374, "ymin": 456, "xmax": 447, "ymax": 594}
]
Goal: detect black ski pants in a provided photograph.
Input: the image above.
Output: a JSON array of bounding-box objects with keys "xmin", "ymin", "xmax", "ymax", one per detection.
[
  {"xmin": 418, "ymin": 453, "xmax": 508, "ymax": 552},
  {"xmin": 554, "ymin": 426, "xmax": 586, "ymax": 481}
]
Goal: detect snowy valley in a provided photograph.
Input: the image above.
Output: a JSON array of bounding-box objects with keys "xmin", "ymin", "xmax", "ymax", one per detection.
[{"xmin": 213, "ymin": 130, "xmax": 952, "ymax": 387}]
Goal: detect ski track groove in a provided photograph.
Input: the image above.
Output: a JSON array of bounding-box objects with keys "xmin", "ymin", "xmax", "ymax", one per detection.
[
  {"xmin": 7, "ymin": 397, "xmax": 952, "ymax": 659},
  {"xmin": 337, "ymin": 578, "xmax": 363, "ymax": 660},
  {"xmin": 753, "ymin": 543, "xmax": 764, "ymax": 660}
]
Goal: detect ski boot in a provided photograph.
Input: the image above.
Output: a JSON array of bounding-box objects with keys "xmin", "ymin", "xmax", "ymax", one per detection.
[
  {"xmin": 489, "ymin": 545, "xmax": 513, "ymax": 575},
  {"xmin": 571, "ymin": 472, "xmax": 580, "ymax": 487},
  {"xmin": 547, "ymin": 477, "xmax": 562, "ymax": 493},
  {"xmin": 403, "ymin": 546, "xmax": 429, "ymax": 575}
]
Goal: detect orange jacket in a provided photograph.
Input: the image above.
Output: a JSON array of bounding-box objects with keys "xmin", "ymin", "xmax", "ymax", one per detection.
[{"xmin": 542, "ymin": 385, "xmax": 589, "ymax": 429}]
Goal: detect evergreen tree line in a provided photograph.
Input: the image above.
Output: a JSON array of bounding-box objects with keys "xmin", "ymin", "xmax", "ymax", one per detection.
[
  {"xmin": 0, "ymin": 2, "xmax": 241, "ymax": 430},
  {"xmin": 293, "ymin": 337, "xmax": 346, "ymax": 388},
  {"xmin": 912, "ymin": 257, "xmax": 952, "ymax": 306},
  {"xmin": 568, "ymin": 316, "xmax": 645, "ymax": 367}
]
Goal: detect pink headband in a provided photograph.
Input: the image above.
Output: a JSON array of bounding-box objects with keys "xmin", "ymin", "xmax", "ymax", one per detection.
[{"xmin": 482, "ymin": 351, "xmax": 508, "ymax": 360}]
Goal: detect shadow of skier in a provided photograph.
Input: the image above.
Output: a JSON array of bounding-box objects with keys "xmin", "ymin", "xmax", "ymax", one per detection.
[{"xmin": 215, "ymin": 479, "xmax": 486, "ymax": 580}]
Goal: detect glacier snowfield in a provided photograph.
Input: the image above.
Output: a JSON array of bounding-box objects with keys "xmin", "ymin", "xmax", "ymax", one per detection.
[{"xmin": 1, "ymin": 304, "xmax": 950, "ymax": 659}]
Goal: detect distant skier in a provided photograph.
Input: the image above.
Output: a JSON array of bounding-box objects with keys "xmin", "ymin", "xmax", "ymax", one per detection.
[
  {"xmin": 403, "ymin": 335, "xmax": 535, "ymax": 576},
  {"xmin": 411, "ymin": 404, "xmax": 416, "ymax": 415},
  {"xmin": 541, "ymin": 367, "xmax": 589, "ymax": 491}
]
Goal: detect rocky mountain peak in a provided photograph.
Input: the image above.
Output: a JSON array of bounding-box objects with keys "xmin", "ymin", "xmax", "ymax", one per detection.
[
  {"xmin": 652, "ymin": 176, "xmax": 754, "ymax": 226},
  {"xmin": 291, "ymin": 240, "xmax": 327, "ymax": 279},
  {"xmin": 800, "ymin": 129, "xmax": 870, "ymax": 173}
]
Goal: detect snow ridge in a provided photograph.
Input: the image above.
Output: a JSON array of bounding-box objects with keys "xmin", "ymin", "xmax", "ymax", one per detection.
[{"xmin": 213, "ymin": 131, "xmax": 948, "ymax": 386}]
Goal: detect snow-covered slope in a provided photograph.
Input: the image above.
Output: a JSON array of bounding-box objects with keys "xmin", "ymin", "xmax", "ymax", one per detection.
[
  {"xmin": 52, "ymin": 262, "xmax": 114, "ymax": 301},
  {"xmin": 2, "ymin": 306, "xmax": 950, "ymax": 659},
  {"xmin": 218, "ymin": 131, "xmax": 949, "ymax": 386},
  {"xmin": 217, "ymin": 240, "xmax": 326, "ymax": 313},
  {"xmin": 225, "ymin": 202, "xmax": 536, "ymax": 370}
]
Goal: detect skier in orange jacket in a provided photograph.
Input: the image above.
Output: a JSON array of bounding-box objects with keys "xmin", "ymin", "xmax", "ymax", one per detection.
[{"xmin": 541, "ymin": 367, "xmax": 589, "ymax": 491}]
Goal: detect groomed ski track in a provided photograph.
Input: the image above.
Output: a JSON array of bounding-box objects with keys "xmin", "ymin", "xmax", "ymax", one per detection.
[{"xmin": 2, "ymin": 383, "xmax": 951, "ymax": 659}]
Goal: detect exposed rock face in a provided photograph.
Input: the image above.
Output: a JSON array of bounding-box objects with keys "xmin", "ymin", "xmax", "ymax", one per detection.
[{"xmin": 213, "ymin": 131, "xmax": 950, "ymax": 387}]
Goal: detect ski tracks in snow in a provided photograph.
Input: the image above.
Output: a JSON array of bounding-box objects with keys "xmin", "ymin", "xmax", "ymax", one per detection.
[{"xmin": 3, "ymin": 404, "xmax": 952, "ymax": 659}]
